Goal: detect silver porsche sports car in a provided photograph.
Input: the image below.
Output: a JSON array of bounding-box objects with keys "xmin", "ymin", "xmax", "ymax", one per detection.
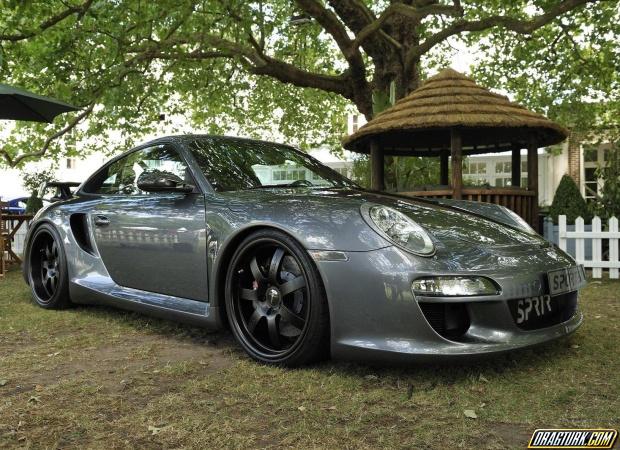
[{"xmin": 22, "ymin": 135, "xmax": 586, "ymax": 366}]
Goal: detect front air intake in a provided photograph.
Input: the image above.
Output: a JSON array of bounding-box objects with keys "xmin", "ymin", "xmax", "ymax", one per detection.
[{"xmin": 418, "ymin": 302, "xmax": 470, "ymax": 340}]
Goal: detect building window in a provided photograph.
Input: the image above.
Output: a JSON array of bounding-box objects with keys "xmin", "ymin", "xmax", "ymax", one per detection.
[
  {"xmin": 464, "ymin": 157, "xmax": 534, "ymax": 188},
  {"xmin": 272, "ymin": 168, "xmax": 306, "ymax": 182},
  {"xmin": 495, "ymin": 178, "xmax": 513, "ymax": 187},
  {"xmin": 334, "ymin": 167, "xmax": 349, "ymax": 177},
  {"xmin": 463, "ymin": 161, "xmax": 488, "ymax": 186},
  {"xmin": 351, "ymin": 115, "xmax": 359, "ymax": 133},
  {"xmin": 584, "ymin": 167, "xmax": 599, "ymax": 200},
  {"xmin": 288, "ymin": 170, "xmax": 305, "ymax": 180},
  {"xmin": 582, "ymin": 144, "xmax": 613, "ymax": 200},
  {"xmin": 463, "ymin": 161, "xmax": 487, "ymax": 174},
  {"xmin": 493, "ymin": 162, "xmax": 513, "ymax": 187},
  {"xmin": 583, "ymin": 147, "xmax": 598, "ymax": 162},
  {"xmin": 495, "ymin": 161, "xmax": 511, "ymax": 174},
  {"xmin": 66, "ymin": 157, "xmax": 76, "ymax": 169}
]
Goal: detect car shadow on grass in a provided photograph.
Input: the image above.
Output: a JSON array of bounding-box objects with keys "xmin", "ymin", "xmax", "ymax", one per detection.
[{"xmin": 66, "ymin": 299, "xmax": 576, "ymax": 383}]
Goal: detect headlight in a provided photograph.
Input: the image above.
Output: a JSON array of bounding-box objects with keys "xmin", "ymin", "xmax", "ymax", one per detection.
[
  {"xmin": 412, "ymin": 276, "xmax": 499, "ymax": 296},
  {"xmin": 361, "ymin": 204, "xmax": 435, "ymax": 256}
]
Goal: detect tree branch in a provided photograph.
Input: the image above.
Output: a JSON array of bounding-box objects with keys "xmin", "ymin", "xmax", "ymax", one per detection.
[
  {"xmin": 248, "ymin": 54, "xmax": 353, "ymax": 96},
  {"xmin": 558, "ymin": 23, "xmax": 590, "ymax": 64},
  {"xmin": 129, "ymin": 30, "xmax": 357, "ymax": 97},
  {"xmin": 0, "ymin": 0, "xmax": 94, "ymax": 42},
  {"xmin": 0, "ymin": 103, "xmax": 95, "ymax": 167},
  {"xmin": 350, "ymin": 1, "xmax": 463, "ymax": 53},
  {"xmin": 293, "ymin": 0, "xmax": 371, "ymax": 111},
  {"xmin": 405, "ymin": 0, "xmax": 597, "ymax": 70},
  {"xmin": 294, "ymin": 0, "xmax": 358, "ymax": 61},
  {"xmin": 326, "ymin": 0, "xmax": 395, "ymax": 59}
]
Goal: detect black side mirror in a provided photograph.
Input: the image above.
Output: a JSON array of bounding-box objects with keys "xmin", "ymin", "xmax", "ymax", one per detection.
[{"xmin": 137, "ymin": 174, "xmax": 194, "ymax": 194}]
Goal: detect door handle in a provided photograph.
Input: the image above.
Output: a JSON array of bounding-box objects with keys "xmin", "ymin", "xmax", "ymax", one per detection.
[{"xmin": 94, "ymin": 215, "xmax": 110, "ymax": 227}]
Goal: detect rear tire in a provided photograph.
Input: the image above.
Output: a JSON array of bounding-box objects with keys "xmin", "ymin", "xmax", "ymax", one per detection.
[
  {"xmin": 27, "ymin": 224, "xmax": 71, "ymax": 309},
  {"xmin": 225, "ymin": 229, "xmax": 329, "ymax": 366}
]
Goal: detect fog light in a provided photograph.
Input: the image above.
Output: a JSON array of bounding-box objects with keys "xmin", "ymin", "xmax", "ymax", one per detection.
[{"xmin": 412, "ymin": 276, "xmax": 499, "ymax": 297}]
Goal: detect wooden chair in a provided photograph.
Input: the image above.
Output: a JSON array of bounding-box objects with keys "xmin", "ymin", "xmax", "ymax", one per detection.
[{"xmin": 0, "ymin": 201, "xmax": 8, "ymax": 278}]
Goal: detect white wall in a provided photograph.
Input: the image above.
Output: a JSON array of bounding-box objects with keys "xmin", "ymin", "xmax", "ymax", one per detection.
[{"xmin": 545, "ymin": 144, "xmax": 569, "ymax": 205}]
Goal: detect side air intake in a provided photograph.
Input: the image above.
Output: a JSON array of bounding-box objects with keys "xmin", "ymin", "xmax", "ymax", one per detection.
[{"xmin": 70, "ymin": 213, "xmax": 95, "ymax": 255}]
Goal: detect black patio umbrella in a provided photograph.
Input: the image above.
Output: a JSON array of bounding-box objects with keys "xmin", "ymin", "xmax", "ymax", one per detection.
[{"xmin": 0, "ymin": 83, "xmax": 78, "ymax": 123}]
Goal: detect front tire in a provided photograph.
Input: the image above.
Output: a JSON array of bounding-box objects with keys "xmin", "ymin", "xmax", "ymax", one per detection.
[
  {"xmin": 27, "ymin": 224, "xmax": 71, "ymax": 309},
  {"xmin": 225, "ymin": 230, "xmax": 329, "ymax": 366}
]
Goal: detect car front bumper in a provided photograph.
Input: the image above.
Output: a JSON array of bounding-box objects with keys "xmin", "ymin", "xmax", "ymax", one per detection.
[{"xmin": 314, "ymin": 244, "xmax": 584, "ymax": 364}]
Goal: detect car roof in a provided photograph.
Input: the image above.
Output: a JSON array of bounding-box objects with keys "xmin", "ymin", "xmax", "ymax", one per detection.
[{"xmin": 143, "ymin": 134, "xmax": 296, "ymax": 150}]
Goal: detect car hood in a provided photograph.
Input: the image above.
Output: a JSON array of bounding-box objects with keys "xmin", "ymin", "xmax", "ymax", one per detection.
[{"xmin": 215, "ymin": 188, "xmax": 548, "ymax": 251}]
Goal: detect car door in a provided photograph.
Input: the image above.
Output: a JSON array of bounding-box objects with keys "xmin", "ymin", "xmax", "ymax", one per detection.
[{"xmin": 87, "ymin": 143, "xmax": 208, "ymax": 301}]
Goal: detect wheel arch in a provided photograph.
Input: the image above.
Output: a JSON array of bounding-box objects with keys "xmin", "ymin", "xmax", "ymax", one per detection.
[
  {"xmin": 22, "ymin": 219, "xmax": 59, "ymax": 284},
  {"xmin": 213, "ymin": 224, "xmax": 330, "ymax": 330}
]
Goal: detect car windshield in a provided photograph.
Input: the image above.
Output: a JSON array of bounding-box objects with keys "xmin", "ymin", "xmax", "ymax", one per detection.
[{"xmin": 187, "ymin": 137, "xmax": 357, "ymax": 192}]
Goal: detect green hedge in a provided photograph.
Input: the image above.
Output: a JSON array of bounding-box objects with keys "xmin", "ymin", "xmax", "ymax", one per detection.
[{"xmin": 549, "ymin": 175, "xmax": 592, "ymax": 224}]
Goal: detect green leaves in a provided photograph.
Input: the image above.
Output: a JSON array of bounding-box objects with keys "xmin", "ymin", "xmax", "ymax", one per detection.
[
  {"xmin": 593, "ymin": 143, "xmax": 620, "ymax": 221},
  {"xmin": 469, "ymin": 1, "xmax": 619, "ymax": 131},
  {"xmin": 0, "ymin": 0, "xmax": 615, "ymax": 168}
]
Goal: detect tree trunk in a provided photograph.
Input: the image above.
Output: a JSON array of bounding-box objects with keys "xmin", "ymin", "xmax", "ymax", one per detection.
[{"xmin": 366, "ymin": 54, "xmax": 422, "ymax": 191}]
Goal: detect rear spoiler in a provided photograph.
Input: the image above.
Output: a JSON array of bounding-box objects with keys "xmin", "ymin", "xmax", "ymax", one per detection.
[{"xmin": 38, "ymin": 181, "xmax": 81, "ymax": 201}]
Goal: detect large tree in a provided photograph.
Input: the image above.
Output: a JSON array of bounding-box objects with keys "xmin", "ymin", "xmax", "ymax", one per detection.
[{"xmin": 0, "ymin": 0, "xmax": 616, "ymax": 167}]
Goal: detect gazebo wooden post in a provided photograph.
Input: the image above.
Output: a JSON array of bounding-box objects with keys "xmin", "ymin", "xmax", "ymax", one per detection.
[
  {"xmin": 527, "ymin": 139, "xmax": 539, "ymax": 231},
  {"xmin": 370, "ymin": 138, "xmax": 384, "ymax": 191},
  {"xmin": 450, "ymin": 128, "xmax": 463, "ymax": 200},
  {"xmin": 440, "ymin": 149, "xmax": 449, "ymax": 185},
  {"xmin": 511, "ymin": 146, "xmax": 521, "ymax": 188}
]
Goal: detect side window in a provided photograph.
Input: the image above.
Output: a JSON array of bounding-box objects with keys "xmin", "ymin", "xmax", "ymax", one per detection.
[{"xmin": 85, "ymin": 144, "xmax": 191, "ymax": 195}]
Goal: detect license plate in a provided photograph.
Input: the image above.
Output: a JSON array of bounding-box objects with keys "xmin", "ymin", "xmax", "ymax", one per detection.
[
  {"xmin": 516, "ymin": 295, "xmax": 553, "ymax": 324},
  {"xmin": 547, "ymin": 265, "xmax": 586, "ymax": 296}
]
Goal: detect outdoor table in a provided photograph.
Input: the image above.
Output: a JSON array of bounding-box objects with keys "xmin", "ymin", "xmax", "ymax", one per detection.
[{"xmin": 2, "ymin": 213, "xmax": 33, "ymax": 264}]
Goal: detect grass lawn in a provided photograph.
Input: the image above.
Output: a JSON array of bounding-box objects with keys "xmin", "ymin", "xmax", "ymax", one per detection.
[{"xmin": 0, "ymin": 268, "xmax": 618, "ymax": 449}]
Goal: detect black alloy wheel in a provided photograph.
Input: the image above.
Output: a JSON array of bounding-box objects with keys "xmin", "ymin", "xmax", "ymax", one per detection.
[
  {"xmin": 27, "ymin": 224, "xmax": 71, "ymax": 309},
  {"xmin": 225, "ymin": 230, "xmax": 329, "ymax": 366}
]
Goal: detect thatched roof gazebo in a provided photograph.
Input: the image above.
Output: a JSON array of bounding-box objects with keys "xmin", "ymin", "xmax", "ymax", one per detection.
[{"xmin": 343, "ymin": 68, "xmax": 568, "ymax": 229}]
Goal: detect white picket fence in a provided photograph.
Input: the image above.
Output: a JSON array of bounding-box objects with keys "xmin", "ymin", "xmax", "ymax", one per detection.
[{"xmin": 558, "ymin": 215, "xmax": 619, "ymax": 279}]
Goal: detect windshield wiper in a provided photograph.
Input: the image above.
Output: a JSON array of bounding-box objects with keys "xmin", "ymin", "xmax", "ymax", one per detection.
[
  {"xmin": 245, "ymin": 183, "xmax": 315, "ymax": 189},
  {"xmin": 244, "ymin": 184, "xmax": 290, "ymax": 190}
]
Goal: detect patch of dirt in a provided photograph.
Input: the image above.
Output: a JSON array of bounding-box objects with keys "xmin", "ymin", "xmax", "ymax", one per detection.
[
  {"xmin": 487, "ymin": 421, "xmax": 535, "ymax": 448},
  {"xmin": 3, "ymin": 332, "xmax": 235, "ymax": 398}
]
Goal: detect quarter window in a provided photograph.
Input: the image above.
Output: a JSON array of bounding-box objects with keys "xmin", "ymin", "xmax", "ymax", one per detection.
[{"xmin": 84, "ymin": 145, "xmax": 191, "ymax": 195}]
